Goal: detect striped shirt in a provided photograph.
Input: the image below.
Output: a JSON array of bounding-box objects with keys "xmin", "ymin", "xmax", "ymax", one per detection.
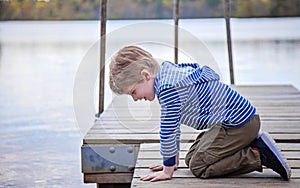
[{"xmin": 154, "ymin": 62, "xmax": 256, "ymax": 166}]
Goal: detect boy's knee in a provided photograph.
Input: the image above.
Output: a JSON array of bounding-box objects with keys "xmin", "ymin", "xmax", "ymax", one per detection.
[
  {"xmin": 185, "ymin": 151, "xmax": 193, "ymax": 167},
  {"xmin": 187, "ymin": 151, "xmax": 208, "ymax": 177},
  {"xmin": 188, "ymin": 156, "xmax": 206, "ymax": 177},
  {"xmin": 188, "ymin": 151, "xmax": 219, "ymax": 178}
]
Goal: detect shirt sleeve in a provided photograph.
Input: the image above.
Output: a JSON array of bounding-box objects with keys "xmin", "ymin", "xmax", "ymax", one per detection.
[{"xmin": 158, "ymin": 87, "xmax": 181, "ymax": 166}]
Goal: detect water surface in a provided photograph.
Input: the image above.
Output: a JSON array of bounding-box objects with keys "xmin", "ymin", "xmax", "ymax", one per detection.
[{"xmin": 0, "ymin": 18, "xmax": 299, "ymax": 187}]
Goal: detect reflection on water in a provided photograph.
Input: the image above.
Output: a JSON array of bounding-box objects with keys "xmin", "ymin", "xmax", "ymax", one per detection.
[
  {"xmin": 0, "ymin": 22, "xmax": 96, "ymax": 187},
  {"xmin": 233, "ymin": 40, "xmax": 300, "ymax": 88},
  {"xmin": 0, "ymin": 18, "xmax": 299, "ymax": 187}
]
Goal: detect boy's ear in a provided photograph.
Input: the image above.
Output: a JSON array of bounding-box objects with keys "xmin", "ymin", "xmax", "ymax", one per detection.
[{"xmin": 141, "ymin": 69, "xmax": 151, "ymax": 80}]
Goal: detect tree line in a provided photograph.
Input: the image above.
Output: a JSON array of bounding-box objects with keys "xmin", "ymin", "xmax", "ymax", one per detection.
[{"xmin": 1, "ymin": 0, "xmax": 300, "ymax": 20}]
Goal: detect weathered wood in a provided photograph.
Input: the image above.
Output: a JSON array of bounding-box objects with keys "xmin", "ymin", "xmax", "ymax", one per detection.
[
  {"xmin": 132, "ymin": 143, "xmax": 300, "ymax": 187},
  {"xmin": 136, "ymin": 150, "xmax": 300, "ymax": 161},
  {"xmin": 87, "ymin": 128, "xmax": 300, "ymax": 135},
  {"xmin": 84, "ymin": 173, "xmax": 132, "ymax": 184},
  {"xmin": 84, "ymin": 133, "xmax": 300, "ymax": 145},
  {"xmin": 131, "ymin": 178, "xmax": 300, "ymax": 188},
  {"xmin": 133, "ymin": 168, "xmax": 300, "ymax": 179},
  {"xmin": 97, "ymin": 107, "xmax": 300, "ymax": 119},
  {"xmin": 139, "ymin": 143, "xmax": 300, "ymax": 152},
  {"xmin": 231, "ymin": 85, "xmax": 299, "ymax": 95},
  {"xmin": 135, "ymin": 159, "xmax": 300, "ymax": 169},
  {"xmin": 93, "ymin": 119, "xmax": 300, "ymax": 126},
  {"xmin": 88, "ymin": 127, "xmax": 300, "ymax": 134},
  {"xmin": 132, "ymin": 140, "xmax": 300, "ymax": 187},
  {"xmin": 106, "ymin": 85, "xmax": 300, "ymax": 108},
  {"xmin": 82, "ymin": 85, "xmax": 300, "ymax": 186}
]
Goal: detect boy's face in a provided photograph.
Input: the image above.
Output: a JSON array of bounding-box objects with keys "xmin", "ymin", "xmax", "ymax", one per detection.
[{"xmin": 128, "ymin": 77, "xmax": 156, "ymax": 102}]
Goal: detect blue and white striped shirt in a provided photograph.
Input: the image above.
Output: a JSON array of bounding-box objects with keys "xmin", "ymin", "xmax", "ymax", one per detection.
[{"xmin": 154, "ymin": 62, "xmax": 256, "ymax": 166}]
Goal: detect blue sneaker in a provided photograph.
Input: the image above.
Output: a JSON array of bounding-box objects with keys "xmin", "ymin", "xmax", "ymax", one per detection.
[{"xmin": 251, "ymin": 132, "xmax": 291, "ymax": 180}]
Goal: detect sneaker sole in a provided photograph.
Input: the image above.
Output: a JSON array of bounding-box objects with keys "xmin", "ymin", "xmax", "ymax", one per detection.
[{"xmin": 260, "ymin": 132, "xmax": 291, "ymax": 180}]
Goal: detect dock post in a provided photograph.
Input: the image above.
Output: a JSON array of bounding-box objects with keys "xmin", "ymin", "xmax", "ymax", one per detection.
[
  {"xmin": 224, "ymin": 0, "xmax": 235, "ymax": 85},
  {"xmin": 173, "ymin": 0, "xmax": 179, "ymax": 64},
  {"xmin": 98, "ymin": 0, "xmax": 107, "ymax": 116}
]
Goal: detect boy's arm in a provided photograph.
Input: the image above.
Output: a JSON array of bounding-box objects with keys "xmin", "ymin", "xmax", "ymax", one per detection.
[
  {"xmin": 159, "ymin": 87, "xmax": 181, "ymax": 166},
  {"xmin": 142, "ymin": 88, "xmax": 181, "ymax": 182}
]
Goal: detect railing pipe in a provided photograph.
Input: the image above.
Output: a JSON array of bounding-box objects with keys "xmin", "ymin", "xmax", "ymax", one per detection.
[
  {"xmin": 98, "ymin": 0, "xmax": 107, "ymax": 115},
  {"xmin": 224, "ymin": 0, "xmax": 235, "ymax": 84},
  {"xmin": 173, "ymin": 0, "xmax": 179, "ymax": 64}
]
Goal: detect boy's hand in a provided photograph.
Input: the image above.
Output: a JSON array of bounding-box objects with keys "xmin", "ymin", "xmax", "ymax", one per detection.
[{"xmin": 140, "ymin": 165, "xmax": 175, "ymax": 182}]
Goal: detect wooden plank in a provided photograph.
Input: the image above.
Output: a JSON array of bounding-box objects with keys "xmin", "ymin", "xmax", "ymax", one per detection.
[
  {"xmin": 93, "ymin": 119, "xmax": 300, "ymax": 128},
  {"xmin": 84, "ymin": 173, "xmax": 132, "ymax": 184},
  {"xmin": 88, "ymin": 127, "xmax": 300, "ymax": 134},
  {"xmin": 104, "ymin": 102, "xmax": 300, "ymax": 111},
  {"xmin": 82, "ymin": 85, "xmax": 300, "ymax": 185},
  {"xmin": 136, "ymin": 151, "xmax": 300, "ymax": 161},
  {"xmin": 139, "ymin": 143, "xmax": 300, "ymax": 151},
  {"xmin": 97, "ymin": 116, "xmax": 300, "ymax": 123},
  {"xmin": 135, "ymin": 145, "xmax": 300, "ymax": 171},
  {"xmin": 104, "ymin": 85, "xmax": 300, "ymax": 109},
  {"xmin": 106, "ymin": 98, "xmax": 300, "ymax": 110},
  {"xmin": 83, "ymin": 133, "xmax": 300, "ymax": 144},
  {"xmin": 277, "ymin": 143, "xmax": 300, "ymax": 151},
  {"xmin": 97, "ymin": 116, "xmax": 300, "ymax": 122},
  {"xmin": 132, "ymin": 168, "xmax": 300, "ymax": 179},
  {"xmin": 90, "ymin": 121, "xmax": 300, "ymax": 131},
  {"xmin": 132, "ymin": 140, "xmax": 300, "ymax": 187},
  {"xmin": 99, "ymin": 107, "xmax": 300, "ymax": 118},
  {"xmin": 268, "ymin": 134, "xmax": 300, "ymax": 142},
  {"xmin": 135, "ymin": 159, "xmax": 300, "ymax": 169},
  {"xmin": 131, "ymin": 178, "xmax": 300, "ymax": 188},
  {"xmin": 231, "ymin": 85, "xmax": 299, "ymax": 94},
  {"xmin": 97, "ymin": 116, "xmax": 300, "ymax": 121},
  {"xmin": 103, "ymin": 106, "xmax": 300, "ymax": 114},
  {"xmin": 93, "ymin": 120, "xmax": 299, "ymax": 127}
]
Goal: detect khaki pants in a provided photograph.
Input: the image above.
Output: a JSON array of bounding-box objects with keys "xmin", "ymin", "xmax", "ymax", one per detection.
[{"xmin": 185, "ymin": 115, "xmax": 262, "ymax": 178}]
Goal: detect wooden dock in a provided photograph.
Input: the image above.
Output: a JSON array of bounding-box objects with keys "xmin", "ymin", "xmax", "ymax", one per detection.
[{"xmin": 81, "ymin": 85, "xmax": 300, "ymax": 187}]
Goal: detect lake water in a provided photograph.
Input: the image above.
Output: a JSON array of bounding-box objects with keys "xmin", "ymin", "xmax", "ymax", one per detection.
[{"xmin": 0, "ymin": 18, "xmax": 300, "ymax": 187}]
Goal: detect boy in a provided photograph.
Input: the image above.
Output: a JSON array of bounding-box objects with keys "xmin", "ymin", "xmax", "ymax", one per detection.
[{"xmin": 109, "ymin": 45, "xmax": 291, "ymax": 182}]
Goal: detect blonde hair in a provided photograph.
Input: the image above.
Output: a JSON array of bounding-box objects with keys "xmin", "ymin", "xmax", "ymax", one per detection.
[{"xmin": 109, "ymin": 46, "xmax": 160, "ymax": 94}]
